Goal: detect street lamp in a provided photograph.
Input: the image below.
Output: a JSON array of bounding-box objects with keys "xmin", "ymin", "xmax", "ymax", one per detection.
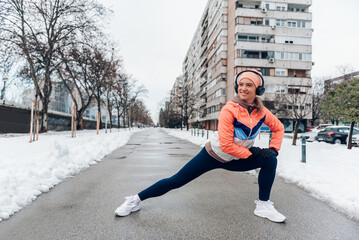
[{"xmin": 1, "ymin": 75, "xmax": 8, "ymax": 100}]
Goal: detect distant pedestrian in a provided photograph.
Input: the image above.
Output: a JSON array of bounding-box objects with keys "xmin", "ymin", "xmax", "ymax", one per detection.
[{"xmin": 115, "ymin": 70, "xmax": 286, "ymax": 223}]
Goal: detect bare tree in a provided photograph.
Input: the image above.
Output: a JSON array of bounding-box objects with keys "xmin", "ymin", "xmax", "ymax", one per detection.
[
  {"xmin": 178, "ymin": 78, "xmax": 195, "ymax": 130},
  {"xmin": 336, "ymin": 64, "xmax": 354, "ymax": 82},
  {"xmin": 86, "ymin": 47, "xmax": 117, "ymax": 128},
  {"xmin": 104, "ymin": 61, "xmax": 122, "ymax": 129},
  {"xmin": 274, "ymin": 86, "xmax": 312, "ymax": 145},
  {"xmin": 130, "ymin": 99, "xmax": 153, "ymax": 126},
  {"xmin": 56, "ymin": 45, "xmax": 95, "ymax": 129},
  {"xmin": 0, "ymin": 0, "xmax": 107, "ymax": 131},
  {"xmin": 310, "ymin": 75, "xmax": 329, "ymax": 126}
]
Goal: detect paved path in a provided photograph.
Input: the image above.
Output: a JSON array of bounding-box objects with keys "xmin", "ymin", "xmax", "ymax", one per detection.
[{"xmin": 0, "ymin": 128, "xmax": 359, "ymax": 240}]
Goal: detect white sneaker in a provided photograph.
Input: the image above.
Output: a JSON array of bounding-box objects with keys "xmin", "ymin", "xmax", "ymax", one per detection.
[
  {"xmin": 253, "ymin": 200, "xmax": 286, "ymax": 223},
  {"xmin": 115, "ymin": 196, "xmax": 141, "ymax": 217}
]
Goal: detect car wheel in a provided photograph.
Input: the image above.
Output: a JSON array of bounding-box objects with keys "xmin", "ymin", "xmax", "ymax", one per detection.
[{"xmin": 334, "ymin": 138, "xmax": 342, "ymax": 144}]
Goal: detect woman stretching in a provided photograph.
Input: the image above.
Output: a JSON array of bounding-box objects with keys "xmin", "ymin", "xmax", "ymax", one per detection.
[{"xmin": 115, "ymin": 70, "xmax": 286, "ymax": 223}]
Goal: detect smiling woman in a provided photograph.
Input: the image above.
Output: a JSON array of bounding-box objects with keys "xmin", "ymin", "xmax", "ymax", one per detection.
[{"xmin": 115, "ymin": 69, "xmax": 287, "ymax": 223}]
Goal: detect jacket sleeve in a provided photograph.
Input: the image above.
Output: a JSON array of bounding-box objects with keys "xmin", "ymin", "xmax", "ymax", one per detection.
[
  {"xmin": 218, "ymin": 105, "xmax": 252, "ymax": 159},
  {"xmin": 263, "ymin": 107, "xmax": 284, "ymax": 151}
]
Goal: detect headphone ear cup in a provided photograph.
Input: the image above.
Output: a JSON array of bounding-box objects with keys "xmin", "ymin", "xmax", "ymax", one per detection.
[
  {"xmin": 234, "ymin": 74, "xmax": 240, "ymax": 93},
  {"xmin": 256, "ymin": 86, "xmax": 265, "ymax": 96}
]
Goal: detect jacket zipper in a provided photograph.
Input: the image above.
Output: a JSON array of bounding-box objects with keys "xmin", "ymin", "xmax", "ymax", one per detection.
[
  {"xmin": 236, "ymin": 104, "xmax": 253, "ymax": 146},
  {"xmin": 246, "ymin": 110, "xmax": 253, "ymax": 142}
]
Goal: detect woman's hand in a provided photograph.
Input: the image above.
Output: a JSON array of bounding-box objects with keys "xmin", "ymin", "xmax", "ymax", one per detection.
[{"xmin": 258, "ymin": 148, "xmax": 278, "ymax": 159}]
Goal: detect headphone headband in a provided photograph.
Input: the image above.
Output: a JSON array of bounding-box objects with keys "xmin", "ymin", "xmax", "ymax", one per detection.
[{"xmin": 234, "ymin": 70, "xmax": 265, "ymax": 96}]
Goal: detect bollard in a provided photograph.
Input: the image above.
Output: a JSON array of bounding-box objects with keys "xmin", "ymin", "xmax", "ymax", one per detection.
[
  {"xmin": 301, "ymin": 136, "xmax": 307, "ymax": 163},
  {"xmin": 202, "ymin": 129, "xmax": 204, "ymax": 137},
  {"xmin": 191, "ymin": 129, "xmax": 193, "ymax": 136},
  {"xmin": 207, "ymin": 130, "xmax": 209, "ymax": 139},
  {"xmin": 197, "ymin": 129, "xmax": 199, "ymax": 137}
]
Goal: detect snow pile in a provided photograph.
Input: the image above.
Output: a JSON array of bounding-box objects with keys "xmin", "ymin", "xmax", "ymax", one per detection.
[
  {"xmin": 162, "ymin": 128, "xmax": 359, "ymax": 220},
  {"xmin": 0, "ymin": 129, "xmax": 142, "ymax": 221}
]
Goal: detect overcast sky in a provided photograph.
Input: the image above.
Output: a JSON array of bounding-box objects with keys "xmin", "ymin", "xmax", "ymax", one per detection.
[{"xmin": 99, "ymin": 0, "xmax": 359, "ymax": 123}]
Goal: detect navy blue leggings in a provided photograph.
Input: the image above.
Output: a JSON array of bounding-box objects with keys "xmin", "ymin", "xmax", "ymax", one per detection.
[{"xmin": 138, "ymin": 147, "xmax": 277, "ymax": 201}]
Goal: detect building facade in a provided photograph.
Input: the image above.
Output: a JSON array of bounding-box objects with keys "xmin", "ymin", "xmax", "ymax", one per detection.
[{"xmin": 182, "ymin": 0, "xmax": 313, "ymax": 130}]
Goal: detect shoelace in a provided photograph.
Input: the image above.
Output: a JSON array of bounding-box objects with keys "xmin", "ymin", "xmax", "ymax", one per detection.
[
  {"xmin": 124, "ymin": 196, "xmax": 135, "ymax": 205},
  {"xmin": 255, "ymin": 200, "xmax": 277, "ymax": 211}
]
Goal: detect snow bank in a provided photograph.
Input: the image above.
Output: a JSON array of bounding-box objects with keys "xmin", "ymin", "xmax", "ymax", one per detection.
[{"xmin": 0, "ymin": 128, "xmax": 143, "ymax": 221}]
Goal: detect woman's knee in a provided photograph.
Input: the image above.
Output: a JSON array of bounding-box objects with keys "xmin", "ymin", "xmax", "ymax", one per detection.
[{"xmin": 263, "ymin": 155, "xmax": 277, "ymax": 168}]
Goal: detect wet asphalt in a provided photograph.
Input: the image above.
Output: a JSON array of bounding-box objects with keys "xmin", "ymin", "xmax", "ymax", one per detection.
[{"xmin": 0, "ymin": 128, "xmax": 359, "ymax": 240}]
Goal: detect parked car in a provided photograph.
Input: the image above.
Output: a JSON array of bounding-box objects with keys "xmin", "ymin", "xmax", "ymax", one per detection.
[
  {"xmin": 302, "ymin": 124, "xmax": 332, "ymax": 142},
  {"xmin": 317, "ymin": 126, "xmax": 359, "ymax": 144},
  {"xmin": 346, "ymin": 132, "xmax": 359, "ymax": 145}
]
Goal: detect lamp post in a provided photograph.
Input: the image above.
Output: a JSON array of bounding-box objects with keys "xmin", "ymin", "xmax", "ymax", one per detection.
[{"xmin": 1, "ymin": 75, "xmax": 8, "ymax": 100}]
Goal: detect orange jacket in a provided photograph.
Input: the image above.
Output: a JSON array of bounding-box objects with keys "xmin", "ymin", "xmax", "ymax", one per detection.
[{"xmin": 207, "ymin": 99, "xmax": 284, "ymax": 162}]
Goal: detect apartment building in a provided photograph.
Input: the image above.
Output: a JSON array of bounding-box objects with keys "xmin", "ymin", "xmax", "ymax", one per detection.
[
  {"xmin": 182, "ymin": 0, "xmax": 313, "ymax": 130},
  {"xmin": 183, "ymin": 0, "xmax": 229, "ymax": 130},
  {"xmin": 169, "ymin": 75, "xmax": 183, "ymax": 114}
]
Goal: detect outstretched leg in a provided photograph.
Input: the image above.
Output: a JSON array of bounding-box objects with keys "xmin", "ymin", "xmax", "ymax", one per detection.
[{"xmin": 138, "ymin": 147, "xmax": 221, "ymax": 201}]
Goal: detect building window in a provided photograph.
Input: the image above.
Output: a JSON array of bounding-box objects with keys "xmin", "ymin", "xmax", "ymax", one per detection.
[
  {"xmin": 276, "ymin": 19, "xmax": 285, "ymax": 26},
  {"xmin": 275, "ymin": 86, "xmax": 286, "ymax": 95},
  {"xmin": 288, "ymin": 21, "xmax": 296, "ymax": 27},
  {"xmin": 260, "ymin": 68, "xmax": 271, "ymax": 76},
  {"xmin": 275, "ymin": 69, "xmax": 286, "ymax": 76},
  {"xmin": 288, "ymin": 88, "xmax": 300, "ymax": 94},
  {"xmin": 265, "ymin": 4, "xmax": 269, "ymax": 10}
]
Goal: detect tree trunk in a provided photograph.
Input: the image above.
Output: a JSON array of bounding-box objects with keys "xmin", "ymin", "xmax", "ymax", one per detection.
[
  {"xmin": 40, "ymin": 100, "xmax": 49, "ymax": 132},
  {"xmin": 109, "ymin": 111, "xmax": 113, "ymax": 129},
  {"xmin": 116, "ymin": 107, "xmax": 120, "ymax": 129},
  {"xmin": 77, "ymin": 111, "xmax": 84, "ymax": 130},
  {"xmin": 123, "ymin": 111, "xmax": 126, "ymax": 128},
  {"xmin": 347, "ymin": 121, "xmax": 355, "ymax": 149},
  {"xmin": 292, "ymin": 120, "xmax": 300, "ymax": 145},
  {"xmin": 97, "ymin": 99, "xmax": 102, "ymax": 129}
]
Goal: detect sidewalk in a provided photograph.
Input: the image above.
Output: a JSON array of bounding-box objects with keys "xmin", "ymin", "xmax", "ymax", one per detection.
[{"xmin": 0, "ymin": 128, "xmax": 358, "ymax": 240}]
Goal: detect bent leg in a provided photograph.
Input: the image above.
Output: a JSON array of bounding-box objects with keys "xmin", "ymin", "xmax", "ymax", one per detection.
[
  {"xmin": 257, "ymin": 155, "xmax": 277, "ymax": 201},
  {"xmin": 221, "ymin": 155, "xmax": 277, "ymax": 201},
  {"xmin": 138, "ymin": 148, "xmax": 220, "ymax": 201}
]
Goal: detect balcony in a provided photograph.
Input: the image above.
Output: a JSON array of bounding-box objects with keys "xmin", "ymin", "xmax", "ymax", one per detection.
[
  {"xmin": 235, "ymin": 25, "xmax": 312, "ymax": 37},
  {"xmin": 234, "ymin": 58, "xmax": 312, "ymax": 70},
  {"xmin": 199, "ymin": 99, "xmax": 207, "ymax": 108},
  {"xmin": 200, "ymin": 88, "xmax": 207, "ymax": 97},
  {"xmin": 235, "ymin": 41, "xmax": 312, "ymax": 53},
  {"xmin": 235, "ymin": 8, "xmax": 312, "ymax": 21},
  {"xmin": 200, "ymin": 78, "xmax": 207, "ymax": 87},
  {"xmin": 264, "ymin": 76, "xmax": 312, "ymax": 86},
  {"xmin": 212, "ymin": 65, "xmax": 227, "ymax": 79}
]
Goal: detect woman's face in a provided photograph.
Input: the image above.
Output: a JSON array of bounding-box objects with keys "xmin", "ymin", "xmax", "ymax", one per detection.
[{"xmin": 237, "ymin": 79, "xmax": 256, "ymax": 103}]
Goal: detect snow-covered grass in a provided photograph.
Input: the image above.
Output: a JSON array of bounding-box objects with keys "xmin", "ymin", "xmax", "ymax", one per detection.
[
  {"xmin": 0, "ymin": 128, "xmax": 143, "ymax": 222},
  {"xmin": 162, "ymin": 128, "xmax": 359, "ymax": 221}
]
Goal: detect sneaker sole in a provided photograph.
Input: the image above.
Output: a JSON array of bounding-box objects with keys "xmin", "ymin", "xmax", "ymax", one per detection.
[
  {"xmin": 115, "ymin": 206, "xmax": 141, "ymax": 217},
  {"xmin": 254, "ymin": 211, "xmax": 286, "ymax": 223}
]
